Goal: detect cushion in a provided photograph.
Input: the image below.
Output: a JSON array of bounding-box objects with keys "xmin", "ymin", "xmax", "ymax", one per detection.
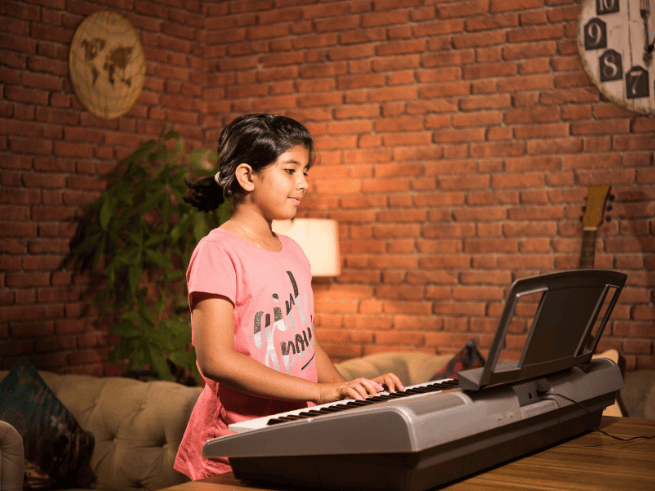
[
  {"xmin": 0, "ymin": 357, "xmax": 95, "ymax": 490},
  {"xmin": 430, "ymin": 339, "xmax": 486, "ymax": 381}
]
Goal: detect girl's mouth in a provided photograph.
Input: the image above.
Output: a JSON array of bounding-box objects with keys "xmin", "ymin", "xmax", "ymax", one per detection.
[{"xmin": 290, "ymin": 198, "xmax": 301, "ymax": 205}]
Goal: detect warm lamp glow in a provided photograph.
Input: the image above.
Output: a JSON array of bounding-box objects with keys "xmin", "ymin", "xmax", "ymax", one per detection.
[{"xmin": 272, "ymin": 218, "xmax": 340, "ymax": 277}]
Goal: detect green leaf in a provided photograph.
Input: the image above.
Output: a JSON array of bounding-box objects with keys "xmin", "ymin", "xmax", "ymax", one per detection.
[
  {"xmin": 128, "ymin": 265, "xmax": 142, "ymax": 293},
  {"xmin": 169, "ymin": 215, "xmax": 187, "ymax": 243},
  {"xmin": 149, "ymin": 329, "xmax": 177, "ymax": 351},
  {"xmin": 151, "ymin": 144, "xmax": 173, "ymax": 163},
  {"xmin": 193, "ymin": 214, "xmax": 210, "ymax": 242},
  {"xmin": 139, "ymin": 302, "xmax": 157, "ymax": 327},
  {"xmin": 144, "ymin": 249, "xmax": 172, "ymax": 269},
  {"xmin": 144, "ymin": 235, "xmax": 167, "ymax": 248},
  {"xmin": 163, "ymin": 129, "xmax": 179, "ymax": 141},
  {"xmin": 174, "ymin": 137, "xmax": 185, "ymax": 155},
  {"xmin": 122, "ymin": 310, "xmax": 154, "ymax": 328},
  {"xmin": 161, "ymin": 192, "xmax": 171, "ymax": 230},
  {"xmin": 160, "ymin": 318, "xmax": 192, "ymax": 343},
  {"xmin": 116, "ymin": 244, "xmax": 140, "ymax": 264},
  {"xmin": 108, "ymin": 341, "xmax": 133, "ymax": 362},
  {"xmin": 161, "ymin": 270, "xmax": 184, "ymax": 282},
  {"xmin": 167, "ymin": 349, "xmax": 196, "ymax": 372},
  {"xmin": 147, "ymin": 344, "xmax": 171, "ymax": 381},
  {"xmin": 187, "ymin": 148, "xmax": 217, "ymax": 175},
  {"xmin": 99, "ymin": 197, "xmax": 112, "ymax": 231},
  {"xmin": 113, "ymin": 322, "xmax": 143, "ymax": 339},
  {"xmin": 118, "ymin": 140, "xmax": 156, "ymax": 166},
  {"xmin": 140, "ymin": 189, "xmax": 166, "ymax": 215},
  {"xmin": 155, "ymin": 294, "xmax": 165, "ymax": 317},
  {"xmin": 128, "ymin": 344, "xmax": 147, "ymax": 371}
]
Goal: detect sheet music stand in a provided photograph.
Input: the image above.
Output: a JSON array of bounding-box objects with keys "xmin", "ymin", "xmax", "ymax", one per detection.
[{"xmin": 458, "ymin": 269, "xmax": 627, "ymax": 392}]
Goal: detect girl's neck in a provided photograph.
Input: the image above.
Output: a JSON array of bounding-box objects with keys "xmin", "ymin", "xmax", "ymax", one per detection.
[{"xmin": 225, "ymin": 208, "xmax": 281, "ymax": 252}]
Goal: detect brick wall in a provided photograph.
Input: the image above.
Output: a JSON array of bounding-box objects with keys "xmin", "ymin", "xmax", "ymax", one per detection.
[{"xmin": 1, "ymin": 0, "xmax": 654, "ymax": 375}]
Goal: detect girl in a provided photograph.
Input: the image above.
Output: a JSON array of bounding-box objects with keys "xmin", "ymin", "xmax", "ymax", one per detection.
[{"xmin": 174, "ymin": 114, "xmax": 403, "ymax": 480}]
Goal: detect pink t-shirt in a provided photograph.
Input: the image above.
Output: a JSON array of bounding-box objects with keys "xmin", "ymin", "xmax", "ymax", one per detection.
[{"xmin": 174, "ymin": 228, "xmax": 318, "ymax": 480}]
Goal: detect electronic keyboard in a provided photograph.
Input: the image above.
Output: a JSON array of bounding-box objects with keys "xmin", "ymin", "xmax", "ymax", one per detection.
[
  {"xmin": 204, "ymin": 358, "xmax": 622, "ymax": 491},
  {"xmin": 203, "ymin": 270, "xmax": 628, "ymax": 491}
]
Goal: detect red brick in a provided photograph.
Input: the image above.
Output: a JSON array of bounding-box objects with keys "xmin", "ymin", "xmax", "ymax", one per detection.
[
  {"xmin": 0, "ymin": 222, "xmax": 39, "ymax": 237},
  {"xmin": 22, "ymin": 255, "xmax": 63, "ymax": 270},
  {"xmin": 508, "ymin": 24, "xmax": 563, "ymax": 43},
  {"xmin": 0, "ymin": 304, "xmax": 46, "ymax": 322},
  {"xmin": 343, "ymin": 315, "xmax": 393, "ymax": 330},
  {"xmin": 375, "ymin": 330, "xmax": 425, "ymax": 347}
]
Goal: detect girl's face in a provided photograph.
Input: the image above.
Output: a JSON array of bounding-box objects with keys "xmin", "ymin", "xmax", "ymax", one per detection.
[{"xmin": 250, "ymin": 145, "xmax": 310, "ymax": 222}]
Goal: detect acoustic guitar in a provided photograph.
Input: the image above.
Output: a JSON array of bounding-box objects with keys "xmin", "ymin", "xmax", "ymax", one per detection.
[
  {"xmin": 580, "ymin": 185, "xmax": 624, "ymax": 416},
  {"xmin": 579, "ymin": 185, "xmax": 612, "ymax": 269}
]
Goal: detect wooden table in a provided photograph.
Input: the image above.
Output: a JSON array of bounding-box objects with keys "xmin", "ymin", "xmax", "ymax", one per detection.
[{"xmin": 164, "ymin": 417, "xmax": 655, "ymax": 491}]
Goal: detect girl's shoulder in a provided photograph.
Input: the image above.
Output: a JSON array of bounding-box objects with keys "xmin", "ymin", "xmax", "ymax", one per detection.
[
  {"xmin": 199, "ymin": 227, "xmax": 231, "ymax": 244},
  {"xmin": 192, "ymin": 228, "xmax": 242, "ymax": 257},
  {"xmin": 197, "ymin": 227, "xmax": 245, "ymax": 247}
]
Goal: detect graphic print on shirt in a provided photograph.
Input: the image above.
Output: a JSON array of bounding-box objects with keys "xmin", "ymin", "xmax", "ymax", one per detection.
[{"xmin": 253, "ymin": 271, "xmax": 315, "ymax": 375}]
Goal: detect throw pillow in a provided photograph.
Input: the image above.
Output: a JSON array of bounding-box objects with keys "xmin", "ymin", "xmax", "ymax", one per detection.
[
  {"xmin": 0, "ymin": 357, "xmax": 95, "ymax": 490},
  {"xmin": 430, "ymin": 339, "xmax": 486, "ymax": 381}
]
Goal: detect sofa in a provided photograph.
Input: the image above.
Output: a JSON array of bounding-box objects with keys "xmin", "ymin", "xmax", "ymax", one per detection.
[{"xmin": 0, "ymin": 351, "xmax": 652, "ymax": 491}]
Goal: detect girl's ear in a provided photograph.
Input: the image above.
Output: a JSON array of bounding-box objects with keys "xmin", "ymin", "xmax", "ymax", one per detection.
[{"xmin": 234, "ymin": 163, "xmax": 255, "ymax": 193}]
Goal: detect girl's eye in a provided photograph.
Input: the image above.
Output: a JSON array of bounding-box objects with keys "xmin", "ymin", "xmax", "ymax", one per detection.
[{"xmin": 285, "ymin": 169, "xmax": 294, "ymax": 175}]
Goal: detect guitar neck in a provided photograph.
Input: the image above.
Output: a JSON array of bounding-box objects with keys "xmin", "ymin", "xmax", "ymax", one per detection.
[{"xmin": 579, "ymin": 229, "xmax": 597, "ymax": 269}]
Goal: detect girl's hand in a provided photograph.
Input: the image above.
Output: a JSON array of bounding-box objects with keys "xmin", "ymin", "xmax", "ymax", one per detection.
[
  {"xmin": 372, "ymin": 372, "xmax": 405, "ymax": 393},
  {"xmin": 315, "ymin": 378, "xmax": 384, "ymax": 405}
]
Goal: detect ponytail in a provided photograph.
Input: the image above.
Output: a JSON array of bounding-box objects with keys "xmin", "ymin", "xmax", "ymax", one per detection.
[{"xmin": 183, "ymin": 175, "xmax": 225, "ymax": 212}]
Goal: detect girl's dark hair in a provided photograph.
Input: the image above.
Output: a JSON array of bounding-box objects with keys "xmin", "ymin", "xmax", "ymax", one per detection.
[{"xmin": 184, "ymin": 114, "xmax": 314, "ymax": 212}]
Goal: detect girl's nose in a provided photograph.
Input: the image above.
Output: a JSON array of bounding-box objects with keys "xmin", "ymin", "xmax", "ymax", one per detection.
[{"xmin": 298, "ymin": 173, "xmax": 308, "ymax": 191}]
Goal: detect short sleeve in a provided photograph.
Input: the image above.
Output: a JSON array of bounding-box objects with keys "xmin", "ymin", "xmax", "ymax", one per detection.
[{"xmin": 186, "ymin": 235, "xmax": 237, "ymax": 310}]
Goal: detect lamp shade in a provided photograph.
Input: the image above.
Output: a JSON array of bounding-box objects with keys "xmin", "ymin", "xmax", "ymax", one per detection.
[{"xmin": 272, "ymin": 218, "xmax": 340, "ymax": 277}]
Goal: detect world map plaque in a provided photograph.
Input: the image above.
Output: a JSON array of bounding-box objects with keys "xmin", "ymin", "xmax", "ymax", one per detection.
[{"xmin": 69, "ymin": 11, "xmax": 145, "ymax": 120}]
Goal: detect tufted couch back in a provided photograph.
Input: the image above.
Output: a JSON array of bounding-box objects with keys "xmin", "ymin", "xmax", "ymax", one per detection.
[{"xmin": 0, "ymin": 370, "xmax": 202, "ymax": 491}]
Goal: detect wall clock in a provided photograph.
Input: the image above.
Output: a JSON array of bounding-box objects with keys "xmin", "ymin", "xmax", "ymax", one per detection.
[{"xmin": 577, "ymin": 0, "xmax": 655, "ymax": 115}]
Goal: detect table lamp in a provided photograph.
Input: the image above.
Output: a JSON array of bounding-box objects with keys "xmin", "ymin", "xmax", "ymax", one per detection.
[{"xmin": 272, "ymin": 218, "xmax": 340, "ymax": 277}]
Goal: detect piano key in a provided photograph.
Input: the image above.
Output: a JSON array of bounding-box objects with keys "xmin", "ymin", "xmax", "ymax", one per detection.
[
  {"xmin": 229, "ymin": 378, "xmax": 459, "ymax": 433},
  {"xmin": 265, "ymin": 378, "xmax": 459, "ymax": 427}
]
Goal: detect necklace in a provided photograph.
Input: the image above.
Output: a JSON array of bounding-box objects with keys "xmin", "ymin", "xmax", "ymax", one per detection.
[{"xmin": 230, "ymin": 220, "xmax": 260, "ymax": 248}]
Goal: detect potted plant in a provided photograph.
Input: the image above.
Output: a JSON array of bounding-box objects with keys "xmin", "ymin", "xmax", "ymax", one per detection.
[{"xmin": 70, "ymin": 127, "xmax": 230, "ymax": 382}]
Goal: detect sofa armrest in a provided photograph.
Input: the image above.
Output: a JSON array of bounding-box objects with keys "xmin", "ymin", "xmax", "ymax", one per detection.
[{"xmin": 0, "ymin": 420, "xmax": 24, "ymax": 491}]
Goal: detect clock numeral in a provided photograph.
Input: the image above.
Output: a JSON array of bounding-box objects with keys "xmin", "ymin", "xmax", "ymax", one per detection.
[
  {"xmin": 584, "ymin": 18, "xmax": 607, "ymax": 50},
  {"xmin": 599, "ymin": 49, "xmax": 623, "ymax": 81},
  {"xmin": 596, "ymin": 0, "xmax": 619, "ymax": 15},
  {"xmin": 626, "ymin": 66, "xmax": 650, "ymax": 99}
]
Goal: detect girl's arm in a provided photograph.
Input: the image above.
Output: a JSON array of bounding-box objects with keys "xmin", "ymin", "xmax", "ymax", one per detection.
[{"xmin": 192, "ymin": 295, "xmax": 387, "ymax": 404}]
